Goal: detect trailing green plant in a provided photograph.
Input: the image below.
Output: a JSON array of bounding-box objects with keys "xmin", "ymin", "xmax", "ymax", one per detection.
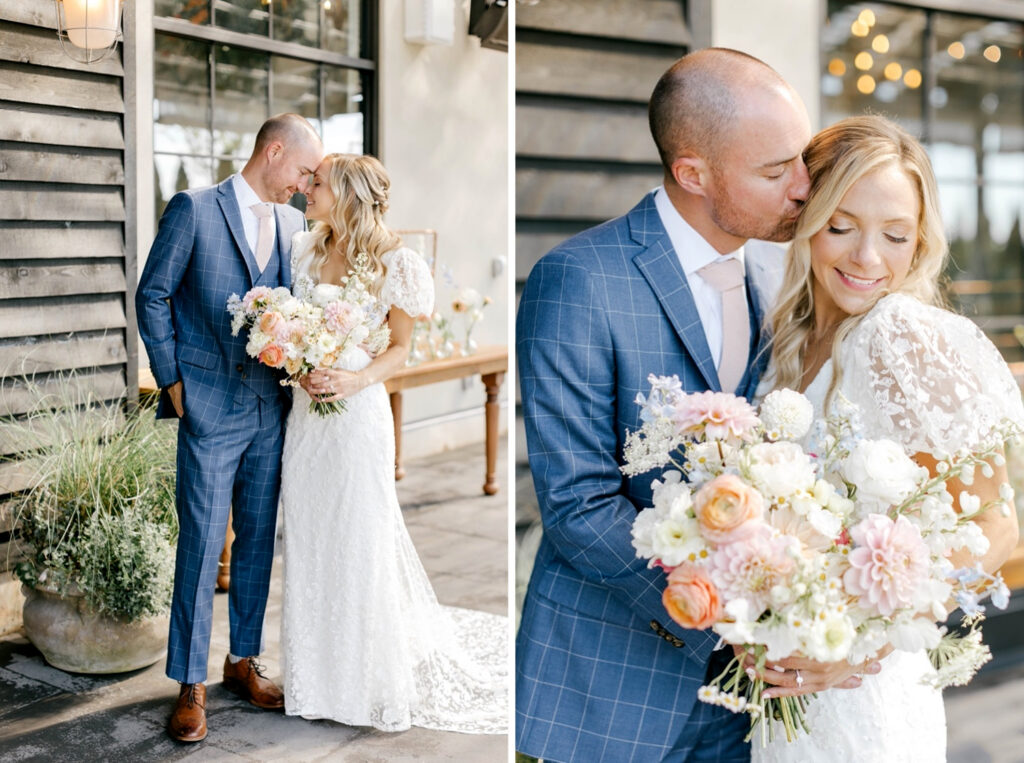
[{"xmin": 4, "ymin": 378, "xmax": 178, "ymax": 621}]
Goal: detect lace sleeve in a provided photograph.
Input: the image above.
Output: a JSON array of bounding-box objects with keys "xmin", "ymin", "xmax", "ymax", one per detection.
[
  {"xmin": 840, "ymin": 293, "xmax": 1024, "ymax": 455},
  {"xmin": 381, "ymin": 247, "xmax": 435, "ymax": 318},
  {"xmin": 290, "ymin": 230, "xmax": 314, "ymax": 283}
]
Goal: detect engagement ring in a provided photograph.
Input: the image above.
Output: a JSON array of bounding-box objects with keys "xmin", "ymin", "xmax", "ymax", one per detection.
[{"xmin": 795, "ymin": 670, "xmax": 804, "ymax": 687}]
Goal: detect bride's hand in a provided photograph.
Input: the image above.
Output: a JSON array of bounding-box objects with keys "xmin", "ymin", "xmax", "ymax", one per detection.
[
  {"xmin": 306, "ymin": 368, "xmax": 364, "ymax": 401},
  {"xmin": 740, "ymin": 645, "xmax": 891, "ymax": 698}
]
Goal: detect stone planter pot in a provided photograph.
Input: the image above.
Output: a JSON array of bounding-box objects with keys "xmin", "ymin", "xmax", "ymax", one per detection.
[{"xmin": 21, "ymin": 584, "xmax": 168, "ymax": 674}]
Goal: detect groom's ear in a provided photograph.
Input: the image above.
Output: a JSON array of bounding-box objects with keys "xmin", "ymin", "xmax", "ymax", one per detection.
[{"xmin": 670, "ymin": 154, "xmax": 710, "ymax": 197}]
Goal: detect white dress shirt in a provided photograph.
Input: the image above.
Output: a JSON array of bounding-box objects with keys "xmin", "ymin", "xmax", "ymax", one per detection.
[
  {"xmin": 231, "ymin": 173, "xmax": 276, "ymax": 256},
  {"xmin": 653, "ymin": 185, "xmax": 746, "ymax": 368}
]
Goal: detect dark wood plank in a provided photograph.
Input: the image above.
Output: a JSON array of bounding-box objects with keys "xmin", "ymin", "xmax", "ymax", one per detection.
[
  {"xmin": 0, "ymin": 334, "xmax": 126, "ymax": 377},
  {"xmin": 0, "ymin": 223, "xmax": 123, "ymax": 260},
  {"xmin": 516, "ymin": 0, "xmax": 690, "ymax": 45},
  {"xmin": 516, "ymin": 231, "xmax": 580, "ymax": 280},
  {"xmin": 0, "ymin": 459, "xmax": 37, "ymax": 496},
  {"xmin": 0, "ymin": 19, "xmax": 123, "ymax": 76},
  {"xmin": 0, "ymin": 404, "xmax": 125, "ymax": 458},
  {"xmin": 516, "ymin": 167, "xmax": 660, "ymax": 219},
  {"xmin": 517, "ymin": 103, "xmax": 659, "ymax": 163},
  {"xmin": 0, "ymin": 369, "xmax": 126, "ymax": 417},
  {"xmin": 0, "ymin": 143, "xmax": 124, "ymax": 185},
  {"xmin": 0, "ymin": 183, "xmax": 125, "ymax": 221},
  {"xmin": 0, "ymin": 104, "xmax": 123, "ymax": 149},
  {"xmin": 0, "ymin": 64, "xmax": 123, "ymax": 113},
  {"xmin": 0, "ymin": 295, "xmax": 126, "ymax": 339},
  {"xmin": 0, "ymin": 262, "xmax": 125, "ymax": 300},
  {"xmin": 517, "ymin": 42, "xmax": 676, "ymax": 102}
]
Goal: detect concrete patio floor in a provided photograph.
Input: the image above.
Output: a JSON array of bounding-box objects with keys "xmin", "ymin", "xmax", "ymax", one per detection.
[{"xmin": 0, "ymin": 440, "xmax": 510, "ymax": 762}]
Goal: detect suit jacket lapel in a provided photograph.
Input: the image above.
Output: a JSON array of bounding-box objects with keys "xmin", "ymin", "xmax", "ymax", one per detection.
[
  {"xmin": 628, "ymin": 195, "xmax": 718, "ymax": 390},
  {"xmin": 217, "ymin": 180, "xmax": 260, "ymax": 286}
]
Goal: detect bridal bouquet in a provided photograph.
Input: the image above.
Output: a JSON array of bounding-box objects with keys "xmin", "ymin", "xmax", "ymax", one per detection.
[
  {"xmin": 622, "ymin": 376, "xmax": 1017, "ymax": 745},
  {"xmin": 227, "ymin": 254, "xmax": 390, "ymax": 416}
]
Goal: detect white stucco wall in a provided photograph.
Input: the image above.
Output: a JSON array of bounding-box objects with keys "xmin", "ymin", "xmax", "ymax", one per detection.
[
  {"xmin": 708, "ymin": 0, "xmax": 822, "ymax": 130},
  {"xmin": 378, "ymin": 0, "xmax": 509, "ymax": 458}
]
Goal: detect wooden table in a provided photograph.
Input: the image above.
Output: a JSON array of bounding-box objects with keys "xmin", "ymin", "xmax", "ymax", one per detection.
[{"xmin": 385, "ymin": 345, "xmax": 508, "ymax": 495}]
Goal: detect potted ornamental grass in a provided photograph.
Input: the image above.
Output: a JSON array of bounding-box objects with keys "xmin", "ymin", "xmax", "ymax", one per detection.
[{"xmin": 4, "ymin": 380, "xmax": 177, "ymax": 673}]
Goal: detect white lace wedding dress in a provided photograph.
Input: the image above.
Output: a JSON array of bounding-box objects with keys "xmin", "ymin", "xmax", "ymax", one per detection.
[
  {"xmin": 754, "ymin": 292, "xmax": 1024, "ymax": 763},
  {"xmin": 278, "ymin": 233, "xmax": 507, "ymax": 734}
]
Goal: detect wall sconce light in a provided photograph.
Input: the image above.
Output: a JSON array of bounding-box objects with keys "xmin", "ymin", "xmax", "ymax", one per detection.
[
  {"xmin": 54, "ymin": 0, "xmax": 125, "ymax": 64},
  {"xmin": 405, "ymin": 0, "xmax": 455, "ymax": 46}
]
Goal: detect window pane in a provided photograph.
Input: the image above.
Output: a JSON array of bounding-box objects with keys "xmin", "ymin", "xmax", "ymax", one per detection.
[
  {"xmin": 821, "ymin": 2, "xmax": 927, "ymax": 129},
  {"xmin": 323, "ymin": 67, "xmax": 364, "ymax": 154},
  {"xmin": 324, "ymin": 0, "xmax": 362, "ymax": 57},
  {"xmin": 931, "ymin": 13, "xmax": 1024, "ymax": 289},
  {"xmin": 214, "ymin": 0, "xmax": 269, "ymax": 36},
  {"xmin": 271, "ymin": 56, "xmax": 319, "ymax": 123},
  {"xmin": 155, "ymin": 155, "xmax": 214, "ymax": 218},
  {"xmin": 154, "ymin": 0, "xmax": 211, "ymax": 25},
  {"xmin": 272, "ymin": 0, "xmax": 319, "ymax": 47},
  {"xmin": 154, "ymin": 35, "xmax": 211, "ymax": 157},
  {"xmin": 213, "ymin": 46, "xmax": 268, "ymax": 158}
]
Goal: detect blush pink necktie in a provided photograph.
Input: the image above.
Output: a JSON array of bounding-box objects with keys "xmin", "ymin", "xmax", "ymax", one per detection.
[
  {"xmin": 251, "ymin": 202, "xmax": 274, "ymax": 272},
  {"xmin": 697, "ymin": 257, "xmax": 749, "ymax": 393}
]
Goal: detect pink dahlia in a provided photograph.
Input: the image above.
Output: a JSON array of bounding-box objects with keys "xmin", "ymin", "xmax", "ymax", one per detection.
[
  {"xmin": 672, "ymin": 391, "xmax": 759, "ymax": 442},
  {"xmin": 843, "ymin": 514, "xmax": 930, "ymax": 617},
  {"xmin": 708, "ymin": 526, "xmax": 797, "ymax": 615}
]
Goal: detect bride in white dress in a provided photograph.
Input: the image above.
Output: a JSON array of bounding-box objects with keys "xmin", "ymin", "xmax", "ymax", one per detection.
[
  {"xmin": 278, "ymin": 153, "xmax": 507, "ymax": 734},
  {"xmin": 753, "ymin": 116, "xmax": 1022, "ymax": 762}
]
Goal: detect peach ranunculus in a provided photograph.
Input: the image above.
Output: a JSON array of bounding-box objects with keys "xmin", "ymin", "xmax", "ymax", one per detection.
[
  {"xmin": 693, "ymin": 474, "xmax": 764, "ymax": 544},
  {"xmin": 258, "ymin": 310, "xmax": 285, "ymax": 335},
  {"xmin": 663, "ymin": 563, "xmax": 722, "ymax": 630},
  {"xmin": 258, "ymin": 344, "xmax": 286, "ymax": 368},
  {"xmin": 284, "ymin": 356, "xmax": 303, "ymax": 375}
]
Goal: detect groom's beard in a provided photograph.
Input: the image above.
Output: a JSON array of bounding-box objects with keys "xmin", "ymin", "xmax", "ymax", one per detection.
[{"xmin": 707, "ymin": 184, "xmax": 803, "ymax": 243}]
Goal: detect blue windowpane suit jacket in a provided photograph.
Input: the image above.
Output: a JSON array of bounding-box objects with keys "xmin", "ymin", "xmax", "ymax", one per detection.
[{"xmin": 516, "ymin": 191, "xmax": 783, "ymax": 762}]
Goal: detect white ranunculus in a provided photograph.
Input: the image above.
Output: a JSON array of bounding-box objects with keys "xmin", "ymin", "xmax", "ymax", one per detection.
[
  {"xmin": 842, "ymin": 439, "xmax": 926, "ymax": 510},
  {"xmin": 760, "ymin": 388, "xmax": 814, "ymax": 441},
  {"xmin": 888, "ymin": 617, "xmax": 943, "ymax": 652},
  {"xmin": 631, "ymin": 507, "xmax": 661, "ymax": 560},
  {"xmin": 651, "ymin": 470, "xmax": 693, "ymax": 520},
  {"xmin": 744, "ymin": 441, "xmax": 816, "ymax": 501}
]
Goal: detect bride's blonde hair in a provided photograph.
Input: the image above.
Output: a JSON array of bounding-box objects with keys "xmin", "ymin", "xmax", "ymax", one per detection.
[
  {"xmin": 766, "ymin": 115, "xmax": 948, "ymax": 406},
  {"xmin": 307, "ymin": 153, "xmax": 402, "ymax": 293}
]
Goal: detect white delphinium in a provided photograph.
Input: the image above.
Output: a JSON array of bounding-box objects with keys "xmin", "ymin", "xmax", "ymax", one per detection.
[{"xmin": 759, "ymin": 389, "xmax": 814, "ymax": 441}]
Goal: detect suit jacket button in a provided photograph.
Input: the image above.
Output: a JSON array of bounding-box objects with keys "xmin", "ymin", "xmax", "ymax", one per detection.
[{"xmin": 236, "ymin": 364, "xmax": 244, "ymax": 372}]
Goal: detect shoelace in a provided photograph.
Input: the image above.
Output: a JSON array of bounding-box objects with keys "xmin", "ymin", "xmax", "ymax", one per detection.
[
  {"xmin": 246, "ymin": 657, "xmax": 268, "ymax": 678},
  {"xmin": 181, "ymin": 684, "xmax": 204, "ymax": 709}
]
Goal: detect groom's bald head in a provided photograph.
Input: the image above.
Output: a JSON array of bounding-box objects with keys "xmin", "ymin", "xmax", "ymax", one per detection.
[{"xmin": 649, "ymin": 48, "xmax": 794, "ymax": 171}]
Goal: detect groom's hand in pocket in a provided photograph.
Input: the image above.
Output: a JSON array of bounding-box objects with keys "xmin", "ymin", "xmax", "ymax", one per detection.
[{"xmin": 166, "ymin": 381, "xmax": 184, "ymax": 418}]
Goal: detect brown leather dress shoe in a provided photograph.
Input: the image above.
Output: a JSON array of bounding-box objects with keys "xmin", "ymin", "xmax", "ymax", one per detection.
[
  {"xmin": 167, "ymin": 682, "xmax": 207, "ymax": 742},
  {"xmin": 222, "ymin": 656, "xmax": 284, "ymax": 710}
]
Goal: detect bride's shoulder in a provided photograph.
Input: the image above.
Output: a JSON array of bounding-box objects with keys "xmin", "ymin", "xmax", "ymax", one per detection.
[
  {"xmin": 382, "ymin": 246, "xmax": 426, "ymax": 269},
  {"xmin": 852, "ymin": 292, "xmax": 979, "ymax": 348},
  {"xmin": 291, "ymin": 229, "xmax": 314, "ymax": 253}
]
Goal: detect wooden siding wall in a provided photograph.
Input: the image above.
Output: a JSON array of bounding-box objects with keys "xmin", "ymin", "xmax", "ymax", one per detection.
[
  {"xmin": 0, "ymin": 0, "xmax": 133, "ymax": 571},
  {"xmin": 513, "ymin": 1, "xmax": 689, "ymax": 482}
]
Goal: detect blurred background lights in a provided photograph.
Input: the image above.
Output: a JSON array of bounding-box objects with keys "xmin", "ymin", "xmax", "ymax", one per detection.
[
  {"xmin": 948, "ymin": 41, "xmax": 966, "ymax": 59},
  {"xmin": 872, "ymin": 35, "xmax": 890, "ymax": 53},
  {"xmin": 903, "ymin": 68, "xmax": 922, "ymax": 88},
  {"xmin": 884, "ymin": 61, "xmax": 903, "ymax": 80},
  {"xmin": 858, "ymin": 8, "xmax": 876, "ymax": 27},
  {"xmin": 929, "ymin": 86, "xmax": 949, "ymax": 108},
  {"xmin": 984, "ymin": 45, "xmax": 1002, "ymax": 63},
  {"xmin": 855, "ymin": 51, "xmax": 874, "ymax": 70},
  {"xmin": 828, "ymin": 58, "xmax": 847, "ymax": 76},
  {"xmin": 857, "ymin": 74, "xmax": 876, "ymax": 94},
  {"xmin": 851, "ymin": 20, "xmax": 869, "ymax": 37}
]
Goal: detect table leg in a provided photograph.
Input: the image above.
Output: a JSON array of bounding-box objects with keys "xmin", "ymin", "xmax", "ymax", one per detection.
[
  {"xmin": 390, "ymin": 390, "xmax": 405, "ymax": 480},
  {"xmin": 482, "ymin": 371, "xmax": 505, "ymax": 495}
]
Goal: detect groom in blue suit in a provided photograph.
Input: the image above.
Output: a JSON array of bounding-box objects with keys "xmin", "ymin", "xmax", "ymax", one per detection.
[
  {"xmin": 137, "ymin": 114, "xmax": 322, "ymax": 742},
  {"xmin": 516, "ymin": 50, "xmax": 812, "ymax": 762}
]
